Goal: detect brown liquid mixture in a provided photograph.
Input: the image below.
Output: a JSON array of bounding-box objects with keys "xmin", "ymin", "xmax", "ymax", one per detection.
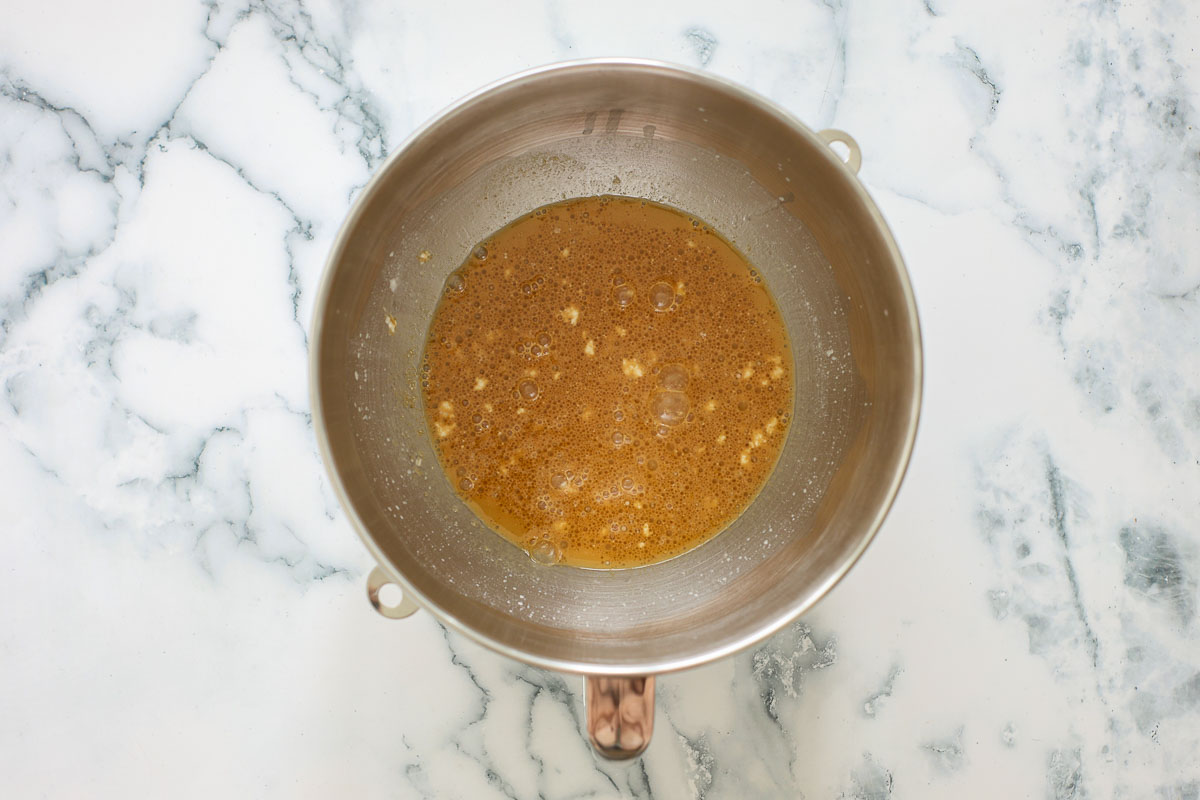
[{"xmin": 419, "ymin": 196, "xmax": 793, "ymax": 568}]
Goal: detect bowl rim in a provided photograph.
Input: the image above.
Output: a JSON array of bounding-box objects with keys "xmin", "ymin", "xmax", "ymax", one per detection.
[{"xmin": 309, "ymin": 57, "xmax": 924, "ymax": 676}]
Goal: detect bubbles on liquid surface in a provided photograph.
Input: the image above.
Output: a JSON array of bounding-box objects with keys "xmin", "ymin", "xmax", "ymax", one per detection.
[
  {"xmin": 421, "ymin": 195, "xmax": 793, "ymax": 569},
  {"xmin": 614, "ymin": 284, "xmax": 635, "ymax": 307},
  {"xmin": 473, "ymin": 244, "xmax": 488, "ymax": 260},
  {"xmin": 529, "ymin": 540, "xmax": 562, "ymax": 565},
  {"xmin": 459, "ymin": 477, "xmax": 474, "ymax": 491},
  {"xmin": 649, "ymin": 281, "xmax": 675, "ymax": 311},
  {"xmin": 658, "ymin": 364, "xmax": 689, "ymax": 391},
  {"xmin": 651, "ymin": 391, "xmax": 689, "ymax": 426}
]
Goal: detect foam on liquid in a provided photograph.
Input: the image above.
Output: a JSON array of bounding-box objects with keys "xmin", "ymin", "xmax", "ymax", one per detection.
[{"xmin": 419, "ymin": 195, "xmax": 794, "ymax": 568}]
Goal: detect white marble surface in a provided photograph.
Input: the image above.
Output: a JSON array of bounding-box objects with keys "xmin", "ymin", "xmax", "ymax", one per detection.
[{"xmin": 2, "ymin": 0, "xmax": 1199, "ymax": 796}]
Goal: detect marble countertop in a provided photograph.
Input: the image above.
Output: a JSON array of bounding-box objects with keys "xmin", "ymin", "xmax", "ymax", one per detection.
[{"xmin": 3, "ymin": 0, "xmax": 1199, "ymax": 796}]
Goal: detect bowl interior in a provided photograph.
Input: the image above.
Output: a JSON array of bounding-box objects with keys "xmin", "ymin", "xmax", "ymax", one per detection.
[{"xmin": 312, "ymin": 62, "xmax": 920, "ymax": 673}]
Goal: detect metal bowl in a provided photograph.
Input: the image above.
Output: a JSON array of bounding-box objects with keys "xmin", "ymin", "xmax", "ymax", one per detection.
[{"xmin": 310, "ymin": 59, "xmax": 921, "ymax": 758}]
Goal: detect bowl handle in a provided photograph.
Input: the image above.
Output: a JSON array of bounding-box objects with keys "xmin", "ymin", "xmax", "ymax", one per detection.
[
  {"xmin": 818, "ymin": 128, "xmax": 862, "ymax": 175},
  {"xmin": 366, "ymin": 566, "xmax": 420, "ymax": 619},
  {"xmin": 585, "ymin": 675, "xmax": 655, "ymax": 759}
]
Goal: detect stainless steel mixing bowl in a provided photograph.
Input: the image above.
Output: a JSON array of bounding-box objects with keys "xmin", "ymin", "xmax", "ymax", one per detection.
[{"xmin": 310, "ymin": 59, "xmax": 921, "ymax": 759}]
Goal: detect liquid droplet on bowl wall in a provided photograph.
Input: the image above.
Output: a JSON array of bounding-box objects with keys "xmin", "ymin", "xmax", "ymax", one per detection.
[{"xmin": 529, "ymin": 540, "xmax": 562, "ymax": 565}]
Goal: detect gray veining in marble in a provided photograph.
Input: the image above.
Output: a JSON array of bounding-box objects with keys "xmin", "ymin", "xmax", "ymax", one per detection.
[{"xmin": 1, "ymin": 0, "xmax": 1198, "ymax": 797}]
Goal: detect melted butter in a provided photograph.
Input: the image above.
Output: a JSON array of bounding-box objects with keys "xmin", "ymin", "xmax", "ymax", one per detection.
[{"xmin": 420, "ymin": 196, "xmax": 793, "ymax": 568}]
